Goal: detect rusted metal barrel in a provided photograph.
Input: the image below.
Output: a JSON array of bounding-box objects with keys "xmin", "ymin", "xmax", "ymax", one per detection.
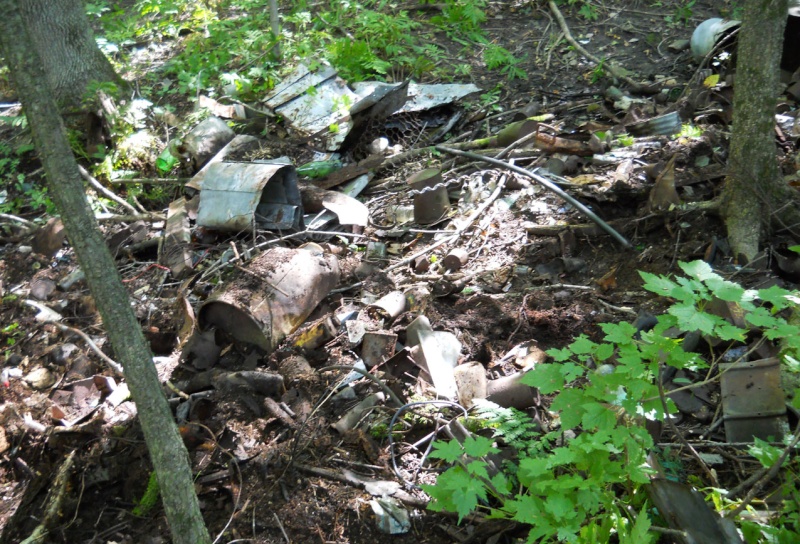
[{"xmin": 198, "ymin": 244, "xmax": 339, "ymax": 352}]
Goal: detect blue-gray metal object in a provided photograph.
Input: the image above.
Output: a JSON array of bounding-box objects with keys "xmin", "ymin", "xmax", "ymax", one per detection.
[{"xmin": 197, "ymin": 160, "xmax": 303, "ymax": 231}]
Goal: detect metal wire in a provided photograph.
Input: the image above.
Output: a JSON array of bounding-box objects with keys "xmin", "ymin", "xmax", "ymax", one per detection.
[{"xmin": 387, "ymin": 400, "xmax": 468, "ymax": 490}]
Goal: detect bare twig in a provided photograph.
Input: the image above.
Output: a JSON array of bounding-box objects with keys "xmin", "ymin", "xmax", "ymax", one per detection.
[
  {"xmin": 78, "ymin": 165, "xmax": 139, "ymax": 215},
  {"xmin": 47, "ymin": 321, "xmax": 125, "ymax": 376},
  {"xmin": 436, "ymin": 146, "xmax": 633, "ymax": 248},
  {"xmin": 726, "ymin": 423, "xmax": 800, "ymax": 512},
  {"xmin": 658, "ymin": 367, "xmax": 718, "ymax": 486},
  {"xmin": 548, "ymin": 1, "xmax": 655, "ymax": 93},
  {"xmin": 211, "ymin": 442, "xmax": 245, "ymax": 544},
  {"xmin": 318, "ymin": 365, "xmax": 404, "ymax": 407},
  {"xmin": 20, "ymin": 450, "xmax": 76, "ymax": 544},
  {"xmin": 642, "ymin": 341, "xmax": 765, "ymax": 403},
  {"xmin": 494, "ymin": 128, "xmax": 545, "ymax": 159},
  {"xmin": 273, "ymin": 513, "xmax": 290, "ymax": 544},
  {"xmin": 95, "ymin": 212, "xmax": 166, "ymax": 222},
  {"xmin": 109, "ymin": 177, "xmax": 190, "ymax": 184},
  {"xmin": 0, "ymin": 212, "xmax": 37, "ymax": 231},
  {"xmin": 383, "ymin": 172, "xmax": 508, "ymax": 273}
]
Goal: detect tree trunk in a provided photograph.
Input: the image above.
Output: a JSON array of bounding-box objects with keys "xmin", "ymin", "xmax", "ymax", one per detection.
[
  {"xmin": 19, "ymin": 0, "xmax": 125, "ymax": 111},
  {"xmin": 0, "ymin": 4, "xmax": 211, "ymax": 544},
  {"xmin": 721, "ymin": 0, "xmax": 789, "ymax": 261}
]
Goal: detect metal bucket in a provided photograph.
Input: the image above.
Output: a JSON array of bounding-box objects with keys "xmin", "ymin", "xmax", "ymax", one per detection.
[
  {"xmin": 409, "ymin": 168, "xmax": 450, "ymax": 224},
  {"xmin": 198, "ymin": 245, "xmax": 340, "ymax": 352},
  {"xmin": 720, "ymin": 358, "xmax": 788, "ymax": 442},
  {"xmin": 197, "ymin": 160, "xmax": 303, "ymax": 231}
]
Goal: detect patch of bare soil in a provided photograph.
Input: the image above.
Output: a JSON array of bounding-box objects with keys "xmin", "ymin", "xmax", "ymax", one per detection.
[{"xmin": 1, "ymin": 1, "xmax": 799, "ymax": 543}]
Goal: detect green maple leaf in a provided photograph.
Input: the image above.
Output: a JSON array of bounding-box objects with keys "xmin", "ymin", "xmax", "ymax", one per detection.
[
  {"xmin": 679, "ymin": 259, "xmax": 714, "ymax": 281},
  {"xmin": 523, "ymin": 364, "xmax": 564, "ymax": 394},
  {"xmin": 429, "ymin": 440, "xmax": 465, "ymax": 463},
  {"xmin": 462, "ymin": 435, "xmax": 498, "ymax": 458},
  {"xmin": 668, "ymin": 303, "xmax": 716, "ymax": 335}
]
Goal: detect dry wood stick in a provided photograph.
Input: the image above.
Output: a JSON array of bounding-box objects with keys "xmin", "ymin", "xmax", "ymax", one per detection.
[{"xmin": 548, "ymin": 1, "xmax": 656, "ymax": 94}]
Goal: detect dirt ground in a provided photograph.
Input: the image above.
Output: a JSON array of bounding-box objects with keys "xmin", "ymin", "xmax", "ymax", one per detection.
[{"xmin": 1, "ymin": 1, "xmax": 799, "ymax": 543}]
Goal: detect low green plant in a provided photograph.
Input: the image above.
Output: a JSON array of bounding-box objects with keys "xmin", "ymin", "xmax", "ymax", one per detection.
[
  {"xmin": 559, "ymin": 0, "xmax": 599, "ymax": 22},
  {"xmin": 679, "ymin": 124, "xmax": 703, "ymax": 138},
  {"xmin": 0, "ymin": 143, "xmax": 52, "ymax": 215},
  {"xmin": 429, "ymin": 0, "xmax": 488, "ymax": 42},
  {"xmin": 370, "ymin": 422, "xmax": 405, "ymax": 441},
  {"xmin": 665, "ymin": 0, "xmax": 696, "ymax": 26},
  {"xmin": 478, "ymin": 85, "xmax": 502, "ymax": 110},
  {"xmin": 85, "ymin": 1, "xmax": 111, "ymax": 18},
  {"xmin": 1, "ymin": 322, "xmax": 22, "ymax": 347},
  {"xmin": 616, "ymin": 134, "xmax": 635, "ymax": 147},
  {"xmin": 483, "ymin": 44, "xmax": 527, "ymax": 81},
  {"xmin": 132, "ymin": 471, "xmax": 160, "ymax": 517},
  {"xmin": 328, "ymin": 39, "xmax": 392, "ymax": 82},
  {"xmin": 589, "ymin": 58, "xmax": 606, "ymax": 84},
  {"xmin": 454, "ymin": 63, "xmax": 472, "ymax": 77},
  {"xmin": 424, "ymin": 261, "xmax": 800, "ymax": 542},
  {"xmin": 473, "ymin": 400, "xmax": 540, "ymax": 456},
  {"xmin": 577, "ymin": 3, "xmax": 598, "ymax": 21},
  {"xmin": 99, "ymin": 0, "xmax": 496, "ymax": 95}
]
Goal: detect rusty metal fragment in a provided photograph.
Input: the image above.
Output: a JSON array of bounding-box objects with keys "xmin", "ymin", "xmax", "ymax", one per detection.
[
  {"xmin": 198, "ymin": 245, "xmax": 340, "ymax": 353},
  {"xmin": 720, "ymin": 357, "xmax": 788, "ymax": 442}
]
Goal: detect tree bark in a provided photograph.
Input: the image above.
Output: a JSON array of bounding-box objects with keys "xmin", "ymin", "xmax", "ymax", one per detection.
[
  {"xmin": 0, "ymin": 4, "xmax": 211, "ymax": 544},
  {"xmin": 721, "ymin": 0, "xmax": 790, "ymax": 261},
  {"xmin": 19, "ymin": 0, "xmax": 126, "ymax": 110}
]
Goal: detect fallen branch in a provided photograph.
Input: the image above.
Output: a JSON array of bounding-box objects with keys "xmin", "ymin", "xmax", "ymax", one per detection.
[
  {"xmin": 95, "ymin": 212, "xmax": 166, "ymax": 222},
  {"xmin": 318, "ymin": 365, "xmax": 404, "ymax": 407},
  {"xmin": 20, "ymin": 450, "xmax": 76, "ymax": 544},
  {"xmin": 47, "ymin": 321, "xmax": 125, "ymax": 376},
  {"xmin": 384, "ymin": 172, "xmax": 508, "ymax": 272},
  {"xmin": 727, "ymin": 422, "xmax": 800, "ymax": 510},
  {"xmin": 109, "ymin": 177, "xmax": 190, "ymax": 184},
  {"xmin": 658, "ymin": 368, "xmax": 718, "ymax": 486},
  {"xmin": 0, "ymin": 212, "xmax": 37, "ymax": 232},
  {"xmin": 548, "ymin": 1, "xmax": 656, "ymax": 94},
  {"xmin": 293, "ymin": 463, "xmax": 428, "ymax": 509},
  {"xmin": 435, "ymin": 146, "xmax": 633, "ymax": 248},
  {"xmin": 78, "ymin": 165, "xmax": 140, "ymax": 215}
]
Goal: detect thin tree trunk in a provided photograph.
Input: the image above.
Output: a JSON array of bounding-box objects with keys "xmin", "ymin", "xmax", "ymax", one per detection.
[
  {"xmin": 19, "ymin": 0, "xmax": 126, "ymax": 110},
  {"xmin": 269, "ymin": 0, "xmax": 281, "ymax": 59},
  {"xmin": 0, "ymin": 3, "xmax": 211, "ymax": 544},
  {"xmin": 721, "ymin": 0, "xmax": 788, "ymax": 261}
]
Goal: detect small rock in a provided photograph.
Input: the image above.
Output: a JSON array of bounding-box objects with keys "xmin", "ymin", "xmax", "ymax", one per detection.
[
  {"xmin": 58, "ymin": 268, "xmax": 85, "ymax": 290},
  {"xmin": 24, "ymin": 367, "xmax": 57, "ymax": 389},
  {"xmin": 668, "ymin": 39, "xmax": 690, "ymax": 52},
  {"xmin": 51, "ymin": 343, "xmax": 80, "ymax": 366},
  {"xmin": 30, "ymin": 278, "xmax": 56, "ymax": 300},
  {"xmin": 31, "ymin": 218, "xmax": 65, "ymax": 258}
]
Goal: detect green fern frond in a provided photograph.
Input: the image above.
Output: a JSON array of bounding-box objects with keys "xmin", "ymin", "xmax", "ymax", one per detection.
[{"xmin": 473, "ymin": 399, "xmax": 539, "ymax": 451}]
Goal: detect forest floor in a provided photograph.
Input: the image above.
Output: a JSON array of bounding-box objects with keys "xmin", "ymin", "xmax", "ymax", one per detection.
[{"xmin": 1, "ymin": 1, "xmax": 799, "ymax": 543}]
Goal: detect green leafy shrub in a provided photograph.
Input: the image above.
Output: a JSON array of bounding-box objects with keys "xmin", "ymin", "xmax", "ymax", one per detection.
[
  {"xmin": 0, "ymin": 142, "xmax": 53, "ymax": 215},
  {"xmin": 97, "ymin": 0, "xmax": 513, "ymax": 95},
  {"xmin": 483, "ymin": 44, "xmax": 527, "ymax": 81},
  {"xmin": 328, "ymin": 39, "xmax": 392, "ymax": 82},
  {"xmin": 424, "ymin": 261, "xmax": 800, "ymax": 542},
  {"xmin": 429, "ymin": 0, "xmax": 488, "ymax": 42}
]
